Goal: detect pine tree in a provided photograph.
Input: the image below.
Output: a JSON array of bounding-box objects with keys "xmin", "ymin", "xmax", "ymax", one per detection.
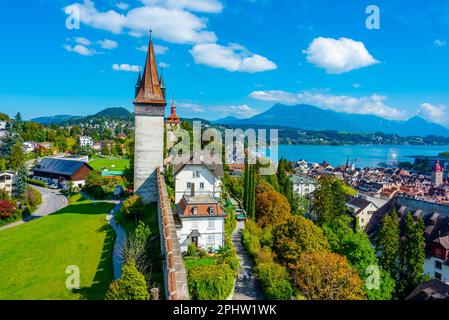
[
  {"xmin": 377, "ymin": 210, "xmax": 400, "ymax": 283},
  {"xmin": 8, "ymin": 141, "xmax": 25, "ymax": 171},
  {"xmin": 398, "ymin": 214, "xmax": 425, "ymax": 298},
  {"xmin": 16, "ymin": 165, "xmax": 28, "ymax": 198}
]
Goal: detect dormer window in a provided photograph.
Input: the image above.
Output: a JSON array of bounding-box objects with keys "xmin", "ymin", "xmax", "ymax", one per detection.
[
  {"xmin": 192, "ymin": 207, "xmax": 198, "ymax": 215},
  {"xmin": 192, "ymin": 171, "xmax": 200, "ymax": 178},
  {"xmin": 209, "ymin": 207, "xmax": 214, "ymax": 215}
]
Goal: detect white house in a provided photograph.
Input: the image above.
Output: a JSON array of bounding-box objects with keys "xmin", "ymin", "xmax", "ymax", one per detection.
[
  {"xmin": 424, "ymin": 235, "xmax": 449, "ymax": 283},
  {"xmin": 173, "ymin": 162, "xmax": 223, "ymax": 204},
  {"xmin": 0, "ymin": 121, "xmax": 6, "ymax": 130},
  {"xmin": 346, "ymin": 197, "xmax": 378, "ymax": 229},
  {"xmin": 79, "ymin": 136, "xmax": 94, "ymax": 148},
  {"xmin": 290, "ymin": 174, "xmax": 317, "ymax": 197},
  {"xmin": 175, "ymin": 193, "xmax": 225, "ymax": 253},
  {"xmin": 23, "ymin": 141, "xmax": 37, "ymax": 153},
  {"xmin": 0, "ymin": 171, "xmax": 17, "ymax": 197}
]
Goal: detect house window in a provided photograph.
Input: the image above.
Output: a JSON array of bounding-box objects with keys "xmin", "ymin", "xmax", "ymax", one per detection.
[
  {"xmin": 187, "ymin": 182, "xmax": 192, "ymax": 189},
  {"xmin": 207, "ymin": 234, "xmax": 214, "ymax": 245},
  {"xmin": 192, "ymin": 207, "xmax": 198, "ymax": 215},
  {"xmin": 192, "ymin": 171, "xmax": 200, "ymax": 178},
  {"xmin": 200, "ymin": 182, "xmax": 204, "ymax": 190},
  {"xmin": 209, "ymin": 207, "xmax": 215, "ymax": 215},
  {"xmin": 435, "ymin": 272, "xmax": 442, "ymax": 280},
  {"xmin": 208, "ymin": 220, "xmax": 215, "ymax": 229},
  {"xmin": 435, "ymin": 260, "xmax": 442, "ymax": 270}
]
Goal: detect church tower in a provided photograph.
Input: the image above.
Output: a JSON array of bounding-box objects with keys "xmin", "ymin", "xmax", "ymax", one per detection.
[
  {"xmin": 432, "ymin": 160, "xmax": 444, "ymax": 187},
  {"xmin": 133, "ymin": 33, "xmax": 166, "ymax": 203}
]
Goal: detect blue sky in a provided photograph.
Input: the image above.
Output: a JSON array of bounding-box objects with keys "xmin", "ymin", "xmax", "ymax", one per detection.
[{"xmin": 2, "ymin": 0, "xmax": 449, "ymax": 126}]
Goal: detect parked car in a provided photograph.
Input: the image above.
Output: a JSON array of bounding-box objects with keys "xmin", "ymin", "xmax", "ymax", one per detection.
[{"xmin": 235, "ymin": 209, "xmax": 247, "ymax": 221}]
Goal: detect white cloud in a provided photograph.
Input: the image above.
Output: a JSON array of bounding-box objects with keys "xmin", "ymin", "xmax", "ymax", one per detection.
[
  {"xmin": 220, "ymin": 104, "xmax": 259, "ymax": 117},
  {"xmin": 158, "ymin": 62, "xmax": 170, "ymax": 68},
  {"xmin": 63, "ymin": 44, "xmax": 98, "ymax": 56},
  {"xmin": 65, "ymin": 0, "xmax": 217, "ymax": 44},
  {"xmin": 418, "ymin": 102, "xmax": 447, "ymax": 124},
  {"xmin": 116, "ymin": 2, "xmax": 129, "ymax": 10},
  {"xmin": 178, "ymin": 102, "xmax": 205, "ymax": 113},
  {"xmin": 177, "ymin": 102, "xmax": 259, "ymax": 118},
  {"xmin": 154, "ymin": 44, "xmax": 169, "ymax": 54},
  {"xmin": 434, "ymin": 39, "xmax": 447, "ymax": 47},
  {"xmin": 74, "ymin": 37, "xmax": 92, "ymax": 46},
  {"xmin": 190, "ymin": 43, "xmax": 277, "ymax": 73},
  {"xmin": 353, "ymin": 83, "xmax": 362, "ymax": 88},
  {"xmin": 304, "ymin": 37, "xmax": 379, "ymax": 74},
  {"xmin": 136, "ymin": 45, "xmax": 147, "ymax": 52},
  {"xmin": 98, "ymin": 39, "xmax": 118, "ymax": 49},
  {"xmin": 140, "ymin": 0, "xmax": 223, "ymax": 13},
  {"xmin": 112, "ymin": 63, "xmax": 140, "ymax": 72},
  {"xmin": 250, "ymin": 90, "xmax": 406, "ymax": 120}
]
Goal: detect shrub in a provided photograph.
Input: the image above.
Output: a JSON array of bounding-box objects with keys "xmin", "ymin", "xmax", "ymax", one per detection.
[
  {"xmin": 242, "ymin": 231, "xmax": 261, "ymax": 259},
  {"xmin": 188, "ymin": 264, "xmax": 235, "ymax": 300},
  {"xmin": 255, "ymin": 246, "xmax": 273, "ymax": 265},
  {"xmin": 217, "ymin": 242, "xmax": 239, "ymax": 273},
  {"xmin": 254, "ymin": 261, "xmax": 293, "ymax": 300},
  {"xmin": 26, "ymin": 178, "xmax": 46, "ymax": 187},
  {"xmin": 106, "ymin": 261, "xmax": 150, "ymax": 300},
  {"xmin": 187, "ymin": 243, "xmax": 197, "ymax": 257},
  {"xmin": 120, "ymin": 195, "xmax": 145, "ymax": 219},
  {"xmin": 0, "ymin": 200, "xmax": 15, "ymax": 218}
]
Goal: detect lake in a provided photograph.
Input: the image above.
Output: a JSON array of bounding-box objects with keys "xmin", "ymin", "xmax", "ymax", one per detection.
[{"xmin": 277, "ymin": 144, "xmax": 449, "ymax": 168}]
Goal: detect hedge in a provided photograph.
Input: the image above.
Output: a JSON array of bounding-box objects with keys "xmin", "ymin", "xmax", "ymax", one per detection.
[
  {"xmin": 254, "ymin": 261, "xmax": 293, "ymax": 300},
  {"xmin": 188, "ymin": 264, "xmax": 235, "ymax": 300},
  {"xmin": 26, "ymin": 178, "xmax": 46, "ymax": 187}
]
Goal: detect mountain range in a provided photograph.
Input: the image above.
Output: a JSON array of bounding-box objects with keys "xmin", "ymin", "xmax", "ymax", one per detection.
[
  {"xmin": 31, "ymin": 107, "xmax": 133, "ymax": 125},
  {"xmin": 214, "ymin": 104, "xmax": 449, "ymax": 137}
]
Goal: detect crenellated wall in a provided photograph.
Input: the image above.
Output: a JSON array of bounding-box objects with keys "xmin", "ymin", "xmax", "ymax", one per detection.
[{"xmin": 156, "ymin": 168, "xmax": 190, "ymax": 300}]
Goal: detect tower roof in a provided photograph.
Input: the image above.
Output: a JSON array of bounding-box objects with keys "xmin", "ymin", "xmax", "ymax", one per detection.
[
  {"xmin": 134, "ymin": 35, "xmax": 166, "ymax": 105},
  {"xmin": 433, "ymin": 160, "xmax": 443, "ymax": 172},
  {"xmin": 166, "ymin": 99, "xmax": 181, "ymax": 124}
]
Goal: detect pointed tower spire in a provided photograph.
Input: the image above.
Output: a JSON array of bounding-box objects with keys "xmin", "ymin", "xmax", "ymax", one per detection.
[
  {"xmin": 135, "ymin": 67, "xmax": 142, "ymax": 98},
  {"xmin": 133, "ymin": 31, "xmax": 166, "ymax": 105},
  {"xmin": 160, "ymin": 68, "xmax": 166, "ymax": 98}
]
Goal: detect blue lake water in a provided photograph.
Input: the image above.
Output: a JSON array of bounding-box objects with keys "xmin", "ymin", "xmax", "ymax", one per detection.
[{"xmin": 277, "ymin": 144, "xmax": 449, "ymax": 168}]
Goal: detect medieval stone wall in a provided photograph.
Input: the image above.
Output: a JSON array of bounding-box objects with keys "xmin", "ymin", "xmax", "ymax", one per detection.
[{"xmin": 156, "ymin": 168, "xmax": 190, "ymax": 300}]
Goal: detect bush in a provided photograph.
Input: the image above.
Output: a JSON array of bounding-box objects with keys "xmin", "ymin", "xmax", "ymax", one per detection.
[
  {"xmin": 188, "ymin": 264, "xmax": 235, "ymax": 300},
  {"xmin": 254, "ymin": 261, "xmax": 293, "ymax": 300},
  {"xmin": 120, "ymin": 195, "xmax": 145, "ymax": 219},
  {"xmin": 217, "ymin": 242, "xmax": 239, "ymax": 274},
  {"xmin": 187, "ymin": 243, "xmax": 197, "ymax": 257},
  {"xmin": 24, "ymin": 187, "xmax": 42, "ymax": 212},
  {"xmin": 0, "ymin": 200, "xmax": 16, "ymax": 218},
  {"xmin": 26, "ymin": 178, "xmax": 46, "ymax": 187},
  {"xmin": 106, "ymin": 261, "xmax": 150, "ymax": 300}
]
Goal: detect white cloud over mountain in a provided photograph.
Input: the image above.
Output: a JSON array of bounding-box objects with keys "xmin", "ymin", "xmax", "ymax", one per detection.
[
  {"xmin": 63, "ymin": 44, "xmax": 98, "ymax": 56},
  {"xmin": 190, "ymin": 43, "xmax": 277, "ymax": 73},
  {"xmin": 250, "ymin": 90, "xmax": 406, "ymax": 120},
  {"xmin": 419, "ymin": 102, "xmax": 447, "ymax": 124},
  {"xmin": 304, "ymin": 37, "xmax": 379, "ymax": 74}
]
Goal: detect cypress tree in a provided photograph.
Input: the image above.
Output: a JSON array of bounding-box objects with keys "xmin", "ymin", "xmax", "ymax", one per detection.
[
  {"xmin": 398, "ymin": 214, "xmax": 425, "ymax": 298},
  {"xmin": 377, "ymin": 210, "xmax": 400, "ymax": 283}
]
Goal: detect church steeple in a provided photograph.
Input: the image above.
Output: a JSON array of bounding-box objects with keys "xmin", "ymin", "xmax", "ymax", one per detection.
[
  {"xmin": 135, "ymin": 67, "xmax": 142, "ymax": 98},
  {"xmin": 133, "ymin": 32, "xmax": 166, "ymax": 105}
]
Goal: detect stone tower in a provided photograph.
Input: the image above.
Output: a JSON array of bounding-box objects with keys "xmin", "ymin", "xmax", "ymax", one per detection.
[
  {"xmin": 133, "ymin": 34, "xmax": 166, "ymax": 203},
  {"xmin": 432, "ymin": 160, "xmax": 444, "ymax": 187}
]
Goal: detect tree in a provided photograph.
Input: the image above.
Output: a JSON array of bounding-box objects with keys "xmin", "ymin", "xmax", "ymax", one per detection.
[
  {"xmin": 106, "ymin": 261, "xmax": 150, "ymax": 300},
  {"xmin": 15, "ymin": 165, "xmax": 28, "ymax": 198},
  {"xmin": 311, "ymin": 175, "xmax": 335, "ymax": 225},
  {"xmin": 121, "ymin": 195, "xmax": 145, "ymax": 219},
  {"xmin": 324, "ymin": 215, "xmax": 394, "ymax": 300},
  {"xmin": 273, "ymin": 216, "xmax": 329, "ymax": 267},
  {"xmin": 377, "ymin": 210, "xmax": 400, "ymax": 283},
  {"xmin": 255, "ymin": 190, "xmax": 292, "ymax": 228},
  {"xmin": 291, "ymin": 252, "xmax": 365, "ymax": 300},
  {"xmin": 398, "ymin": 214, "xmax": 425, "ymax": 298},
  {"xmin": 254, "ymin": 261, "xmax": 293, "ymax": 300},
  {"xmin": 8, "ymin": 141, "xmax": 25, "ymax": 170},
  {"xmin": 0, "ymin": 199, "xmax": 15, "ymax": 218}
]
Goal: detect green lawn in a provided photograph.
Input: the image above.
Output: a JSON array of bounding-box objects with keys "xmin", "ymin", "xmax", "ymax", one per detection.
[
  {"xmin": 0, "ymin": 200, "xmax": 115, "ymax": 300},
  {"xmin": 89, "ymin": 158, "xmax": 130, "ymax": 171},
  {"xmin": 184, "ymin": 257, "xmax": 217, "ymax": 271}
]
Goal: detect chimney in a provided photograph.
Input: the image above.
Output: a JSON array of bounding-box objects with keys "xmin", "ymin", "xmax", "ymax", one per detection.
[{"xmin": 191, "ymin": 183, "xmax": 195, "ymax": 197}]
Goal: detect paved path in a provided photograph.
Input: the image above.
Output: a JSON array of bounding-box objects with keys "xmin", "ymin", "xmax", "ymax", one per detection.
[
  {"xmin": 0, "ymin": 186, "xmax": 68, "ymax": 231},
  {"xmin": 231, "ymin": 221, "xmax": 264, "ymax": 300},
  {"xmin": 106, "ymin": 201, "xmax": 126, "ymax": 280}
]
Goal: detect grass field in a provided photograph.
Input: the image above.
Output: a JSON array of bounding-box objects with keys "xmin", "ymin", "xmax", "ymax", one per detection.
[
  {"xmin": 88, "ymin": 158, "xmax": 130, "ymax": 171},
  {"xmin": 184, "ymin": 257, "xmax": 217, "ymax": 271},
  {"xmin": 0, "ymin": 200, "xmax": 115, "ymax": 300}
]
